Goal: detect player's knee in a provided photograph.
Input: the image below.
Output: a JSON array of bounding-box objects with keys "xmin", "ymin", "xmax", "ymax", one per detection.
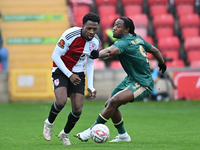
[
  {"xmin": 72, "ymin": 106, "xmax": 83, "ymax": 116},
  {"xmin": 56, "ymin": 96, "xmax": 67, "ymax": 108},
  {"xmin": 107, "ymin": 97, "xmax": 119, "ymax": 108},
  {"xmin": 72, "ymin": 109, "xmax": 82, "ymax": 116}
]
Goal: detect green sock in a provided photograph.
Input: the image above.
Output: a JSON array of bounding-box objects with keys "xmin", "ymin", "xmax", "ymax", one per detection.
[
  {"xmin": 114, "ymin": 120, "xmax": 126, "ymax": 134},
  {"xmin": 90, "ymin": 114, "xmax": 108, "ymax": 129}
]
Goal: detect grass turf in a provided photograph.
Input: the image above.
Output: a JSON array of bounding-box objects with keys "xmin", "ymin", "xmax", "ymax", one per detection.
[{"xmin": 0, "ymin": 100, "xmax": 200, "ymax": 150}]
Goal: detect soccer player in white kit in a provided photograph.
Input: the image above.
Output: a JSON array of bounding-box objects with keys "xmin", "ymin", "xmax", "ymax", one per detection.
[{"xmin": 43, "ymin": 12, "xmax": 100, "ymax": 145}]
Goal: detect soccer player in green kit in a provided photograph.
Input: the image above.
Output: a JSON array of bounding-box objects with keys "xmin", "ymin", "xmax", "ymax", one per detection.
[{"xmin": 75, "ymin": 16, "xmax": 167, "ymax": 142}]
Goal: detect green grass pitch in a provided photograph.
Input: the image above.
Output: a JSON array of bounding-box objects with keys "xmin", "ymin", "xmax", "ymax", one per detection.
[{"xmin": 0, "ymin": 100, "xmax": 200, "ymax": 150}]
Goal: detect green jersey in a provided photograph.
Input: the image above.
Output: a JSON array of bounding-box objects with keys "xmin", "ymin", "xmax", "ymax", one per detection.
[{"xmin": 112, "ymin": 34, "xmax": 153, "ymax": 87}]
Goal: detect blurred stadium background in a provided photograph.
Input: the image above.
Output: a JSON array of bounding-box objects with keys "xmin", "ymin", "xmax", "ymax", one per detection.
[{"xmin": 0, "ymin": 0, "xmax": 200, "ymax": 102}]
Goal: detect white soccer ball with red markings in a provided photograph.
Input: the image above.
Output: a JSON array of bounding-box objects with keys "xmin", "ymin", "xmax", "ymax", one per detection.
[{"xmin": 90, "ymin": 124, "xmax": 110, "ymax": 143}]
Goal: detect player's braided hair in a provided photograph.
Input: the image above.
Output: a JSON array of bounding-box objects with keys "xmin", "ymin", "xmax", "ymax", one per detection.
[
  {"xmin": 119, "ymin": 16, "xmax": 136, "ymax": 36},
  {"xmin": 82, "ymin": 12, "xmax": 100, "ymax": 25}
]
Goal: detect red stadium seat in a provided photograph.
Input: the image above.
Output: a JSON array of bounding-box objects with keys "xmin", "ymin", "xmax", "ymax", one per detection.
[
  {"xmin": 190, "ymin": 60, "xmax": 200, "ymax": 67},
  {"xmin": 143, "ymin": 36, "xmax": 154, "ymax": 45},
  {"xmin": 176, "ymin": 4, "xmax": 194, "ymax": 16},
  {"xmin": 157, "ymin": 36, "xmax": 180, "ymax": 52},
  {"xmin": 110, "ymin": 60, "xmax": 123, "ymax": 69},
  {"xmin": 98, "ymin": 5, "xmax": 117, "ymax": 17},
  {"xmin": 179, "ymin": 14, "xmax": 200, "ymax": 29},
  {"xmin": 147, "ymin": 53, "xmax": 154, "ymax": 59},
  {"xmin": 166, "ymin": 60, "xmax": 185, "ymax": 68},
  {"xmin": 124, "ymin": 5, "xmax": 142, "ymax": 16},
  {"xmin": 181, "ymin": 27, "xmax": 199, "ymax": 39},
  {"xmin": 95, "ymin": 0, "xmax": 117, "ymax": 6},
  {"xmin": 121, "ymin": 0, "xmax": 143, "ymax": 5},
  {"xmin": 150, "ymin": 4, "xmax": 168, "ymax": 17},
  {"xmin": 69, "ymin": 0, "xmax": 92, "ymax": 6},
  {"xmin": 184, "ymin": 36, "xmax": 200, "ymax": 51},
  {"xmin": 162, "ymin": 51, "xmax": 179, "ymax": 60},
  {"xmin": 155, "ymin": 27, "xmax": 174, "ymax": 39},
  {"xmin": 187, "ymin": 50, "xmax": 200, "ymax": 62},
  {"xmin": 129, "ymin": 14, "xmax": 149, "ymax": 28},
  {"xmin": 174, "ymin": 0, "xmax": 195, "ymax": 6},
  {"xmin": 135, "ymin": 28, "xmax": 148, "ymax": 37},
  {"xmin": 153, "ymin": 14, "xmax": 174, "ymax": 29},
  {"xmin": 147, "ymin": 0, "xmax": 169, "ymax": 6},
  {"xmin": 72, "ymin": 3, "xmax": 91, "ymax": 26},
  {"xmin": 128, "ymin": 14, "xmax": 149, "ymax": 37}
]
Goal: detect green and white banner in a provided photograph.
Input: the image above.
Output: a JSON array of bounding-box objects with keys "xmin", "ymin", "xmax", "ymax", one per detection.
[
  {"xmin": 3, "ymin": 14, "xmax": 64, "ymax": 21},
  {"xmin": 7, "ymin": 37, "xmax": 59, "ymax": 44}
]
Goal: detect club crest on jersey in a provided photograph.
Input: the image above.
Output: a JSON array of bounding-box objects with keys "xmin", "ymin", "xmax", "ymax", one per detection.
[
  {"xmin": 54, "ymin": 79, "xmax": 59, "ymax": 86},
  {"xmin": 89, "ymin": 43, "xmax": 95, "ymax": 51},
  {"xmin": 58, "ymin": 39, "xmax": 65, "ymax": 49}
]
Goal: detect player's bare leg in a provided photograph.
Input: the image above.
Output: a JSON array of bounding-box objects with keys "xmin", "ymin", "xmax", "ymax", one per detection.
[
  {"xmin": 101, "ymin": 89, "xmax": 133, "ymax": 142},
  {"xmin": 76, "ymin": 89, "xmax": 133, "ymax": 142},
  {"xmin": 59, "ymin": 93, "xmax": 84, "ymax": 144},
  {"xmin": 43, "ymin": 87, "xmax": 68, "ymax": 141}
]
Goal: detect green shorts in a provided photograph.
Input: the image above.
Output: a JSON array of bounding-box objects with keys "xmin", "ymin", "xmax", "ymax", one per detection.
[{"xmin": 111, "ymin": 76, "xmax": 154, "ymax": 102}]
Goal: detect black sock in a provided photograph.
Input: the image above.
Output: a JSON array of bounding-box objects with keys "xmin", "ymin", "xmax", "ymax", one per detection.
[
  {"xmin": 48, "ymin": 102, "xmax": 62, "ymax": 123},
  {"xmin": 64, "ymin": 111, "xmax": 80, "ymax": 134}
]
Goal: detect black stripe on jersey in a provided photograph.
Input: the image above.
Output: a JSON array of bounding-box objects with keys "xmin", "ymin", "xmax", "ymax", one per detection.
[
  {"xmin": 94, "ymin": 34, "xmax": 101, "ymax": 43},
  {"xmin": 65, "ymin": 29, "xmax": 81, "ymax": 40}
]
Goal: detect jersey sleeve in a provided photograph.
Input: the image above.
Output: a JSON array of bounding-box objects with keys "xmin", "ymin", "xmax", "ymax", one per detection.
[
  {"xmin": 140, "ymin": 36, "xmax": 153, "ymax": 52},
  {"xmin": 112, "ymin": 40, "xmax": 128, "ymax": 54}
]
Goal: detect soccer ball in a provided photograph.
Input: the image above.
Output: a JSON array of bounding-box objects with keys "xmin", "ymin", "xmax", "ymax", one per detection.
[{"xmin": 90, "ymin": 124, "xmax": 110, "ymax": 143}]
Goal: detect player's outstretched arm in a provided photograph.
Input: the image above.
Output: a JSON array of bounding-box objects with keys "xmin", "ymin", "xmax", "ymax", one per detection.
[{"xmin": 99, "ymin": 46, "xmax": 120, "ymax": 58}]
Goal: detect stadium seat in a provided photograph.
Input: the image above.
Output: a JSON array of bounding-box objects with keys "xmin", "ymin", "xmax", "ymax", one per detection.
[
  {"xmin": 190, "ymin": 60, "xmax": 200, "ymax": 67},
  {"xmin": 176, "ymin": 4, "xmax": 194, "ymax": 16},
  {"xmin": 147, "ymin": 0, "xmax": 169, "ymax": 6},
  {"xmin": 166, "ymin": 60, "xmax": 185, "ymax": 68},
  {"xmin": 143, "ymin": 36, "xmax": 154, "ymax": 45},
  {"xmin": 95, "ymin": 0, "xmax": 117, "ymax": 6},
  {"xmin": 110, "ymin": 60, "xmax": 123, "ymax": 69},
  {"xmin": 181, "ymin": 27, "xmax": 199, "ymax": 39},
  {"xmin": 153, "ymin": 14, "xmax": 174, "ymax": 29},
  {"xmin": 187, "ymin": 50, "xmax": 200, "ymax": 62},
  {"xmin": 71, "ymin": 3, "xmax": 91, "ymax": 26},
  {"xmin": 155, "ymin": 27, "xmax": 174, "ymax": 39},
  {"xmin": 128, "ymin": 14, "xmax": 149, "ymax": 37},
  {"xmin": 124, "ymin": 5, "xmax": 142, "ymax": 16},
  {"xmin": 157, "ymin": 36, "xmax": 180, "ymax": 52},
  {"xmin": 174, "ymin": 0, "xmax": 195, "ymax": 6},
  {"xmin": 135, "ymin": 28, "xmax": 148, "ymax": 37},
  {"xmin": 149, "ymin": 4, "xmax": 168, "ymax": 17},
  {"xmin": 128, "ymin": 14, "xmax": 149, "ymax": 27},
  {"xmin": 179, "ymin": 14, "xmax": 200, "ymax": 28},
  {"xmin": 93, "ymin": 59, "xmax": 106, "ymax": 70},
  {"xmin": 162, "ymin": 51, "xmax": 179, "ymax": 60},
  {"xmin": 98, "ymin": 5, "xmax": 117, "ymax": 17},
  {"xmin": 121, "ymin": 0, "xmax": 143, "ymax": 5},
  {"xmin": 184, "ymin": 36, "xmax": 200, "ymax": 51},
  {"xmin": 147, "ymin": 52, "xmax": 154, "ymax": 59}
]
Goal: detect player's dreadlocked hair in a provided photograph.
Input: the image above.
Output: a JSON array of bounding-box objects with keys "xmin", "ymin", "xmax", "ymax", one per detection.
[
  {"xmin": 82, "ymin": 12, "xmax": 100, "ymax": 25},
  {"xmin": 119, "ymin": 16, "xmax": 136, "ymax": 36}
]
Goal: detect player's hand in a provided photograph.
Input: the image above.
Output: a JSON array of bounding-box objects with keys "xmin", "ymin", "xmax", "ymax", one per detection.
[
  {"xmin": 69, "ymin": 74, "xmax": 81, "ymax": 85},
  {"xmin": 87, "ymin": 88, "xmax": 97, "ymax": 99},
  {"xmin": 89, "ymin": 50, "xmax": 99, "ymax": 59},
  {"xmin": 158, "ymin": 62, "xmax": 167, "ymax": 74}
]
